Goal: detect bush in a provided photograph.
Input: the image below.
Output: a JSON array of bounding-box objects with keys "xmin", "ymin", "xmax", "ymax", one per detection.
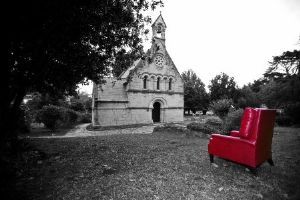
[
  {"xmin": 37, "ymin": 105, "xmax": 62, "ymax": 131},
  {"xmin": 223, "ymin": 109, "xmax": 243, "ymax": 132},
  {"xmin": 16, "ymin": 104, "xmax": 32, "ymax": 133},
  {"xmin": 69, "ymin": 101, "xmax": 85, "ymax": 112},
  {"xmin": 79, "ymin": 113, "xmax": 92, "ymax": 123},
  {"xmin": 153, "ymin": 124, "xmax": 187, "ymax": 133},
  {"xmin": 204, "ymin": 117, "xmax": 223, "ymax": 127},
  {"xmin": 187, "ymin": 122, "xmax": 219, "ymax": 134},
  {"xmin": 276, "ymin": 114, "xmax": 292, "ymax": 126},
  {"xmin": 62, "ymin": 108, "xmax": 79, "ymax": 124},
  {"xmin": 284, "ymin": 102, "xmax": 300, "ymax": 125},
  {"xmin": 209, "ymin": 98, "xmax": 233, "ymax": 120}
]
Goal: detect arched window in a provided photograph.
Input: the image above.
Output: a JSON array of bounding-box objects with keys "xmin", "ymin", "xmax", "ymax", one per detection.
[
  {"xmin": 157, "ymin": 77, "xmax": 160, "ymax": 90},
  {"xmin": 143, "ymin": 76, "xmax": 148, "ymax": 89},
  {"xmin": 169, "ymin": 78, "xmax": 172, "ymax": 90}
]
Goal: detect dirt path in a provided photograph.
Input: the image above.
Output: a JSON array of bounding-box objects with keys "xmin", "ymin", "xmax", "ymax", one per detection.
[{"xmin": 28, "ymin": 123, "xmax": 157, "ymax": 138}]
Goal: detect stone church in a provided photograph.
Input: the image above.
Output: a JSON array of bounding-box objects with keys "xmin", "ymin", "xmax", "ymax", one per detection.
[{"xmin": 92, "ymin": 14, "xmax": 184, "ymax": 127}]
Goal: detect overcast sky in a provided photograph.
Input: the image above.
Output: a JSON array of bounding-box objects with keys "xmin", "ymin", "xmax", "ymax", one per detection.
[{"xmin": 79, "ymin": 0, "xmax": 300, "ymax": 94}]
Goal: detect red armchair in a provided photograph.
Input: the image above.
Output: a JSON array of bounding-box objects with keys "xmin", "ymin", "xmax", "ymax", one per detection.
[{"xmin": 208, "ymin": 108, "xmax": 276, "ymax": 170}]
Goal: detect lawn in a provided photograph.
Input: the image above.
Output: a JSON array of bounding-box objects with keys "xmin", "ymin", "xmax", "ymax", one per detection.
[{"xmin": 15, "ymin": 126, "xmax": 300, "ymax": 200}]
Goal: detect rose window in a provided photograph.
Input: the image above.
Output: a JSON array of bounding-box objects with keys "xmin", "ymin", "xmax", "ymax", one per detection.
[{"xmin": 154, "ymin": 55, "xmax": 164, "ymax": 68}]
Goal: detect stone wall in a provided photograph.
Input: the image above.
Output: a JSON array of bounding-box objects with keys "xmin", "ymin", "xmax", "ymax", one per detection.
[
  {"xmin": 93, "ymin": 106, "xmax": 183, "ymax": 127},
  {"xmin": 95, "ymin": 78, "xmax": 128, "ymax": 101}
]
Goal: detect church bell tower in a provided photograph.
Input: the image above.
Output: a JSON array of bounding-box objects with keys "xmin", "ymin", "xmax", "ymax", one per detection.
[{"xmin": 151, "ymin": 13, "xmax": 167, "ymax": 43}]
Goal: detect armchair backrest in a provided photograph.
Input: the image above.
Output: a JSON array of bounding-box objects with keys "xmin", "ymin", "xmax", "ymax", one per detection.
[
  {"xmin": 239, "ymin": 108, "xmax": 276, "ymax": 142},
  {"xmin": 239, "ymin": 107, "xmax": 257, "ymax": 139},
  {"xmin": 252, "ymin": 109, "xmax": 276, "ymax": 160},
  {"xmin": 239, "ymin": 108, "xmax": 276, "ymax": 164}
]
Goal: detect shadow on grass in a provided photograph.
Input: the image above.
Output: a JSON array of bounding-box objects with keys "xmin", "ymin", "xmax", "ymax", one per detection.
[{"xmin": 20, "ymin": 124, "xmax": 76, "ymax": 137}]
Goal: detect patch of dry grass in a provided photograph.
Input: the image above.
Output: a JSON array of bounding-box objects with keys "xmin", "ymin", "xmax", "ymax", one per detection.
[{"xmin": 15, "ymin": 127, "xmax": 300, "ymax": 199}]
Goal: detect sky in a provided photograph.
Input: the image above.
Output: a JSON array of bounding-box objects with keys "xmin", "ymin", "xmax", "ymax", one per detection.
[{"xmin": 79, "ymin": 0, "xmax": 300, "ymax": 95}]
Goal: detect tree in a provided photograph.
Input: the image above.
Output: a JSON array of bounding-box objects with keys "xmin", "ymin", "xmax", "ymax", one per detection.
[
  {"xmin": 112, "ymin": 48, "xmax": 145, "ymax": 77},
  {"xmin": 70, "ymin": 92, "xmax": 92, "ymax": 113},
  {"xmin": 236, "ymin": 86, "xmax": 261, "ymax": 109},
  {"xmin": 248, "ymin": 78, "xmax": 268, "ymax": 93},
  {"xmin": 208, "ymin": 72, "xmax": 238, "ymax": 102},
  {"xmin": 259, "ymin": 42, "xmax": 300, "ymax": 124},
  {"xmin": 265, "ymin": 49, "xmax": 300, "ymax": 81},
  {"xmin": 262, "ymin": 44, "xmax": 300, "ymax": 106},
  {"xmin": 5, "ymin": 0, "xmax": 163, "ymax": 140},
  {"xmin": 181, "ymin": 70, "xmax": 209, "ymax": 114}
]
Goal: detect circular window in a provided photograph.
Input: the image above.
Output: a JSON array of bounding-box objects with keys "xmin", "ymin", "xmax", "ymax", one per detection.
[{"xmin": 154, "ymin": 54, "xmax": 164, "ymax": 69}]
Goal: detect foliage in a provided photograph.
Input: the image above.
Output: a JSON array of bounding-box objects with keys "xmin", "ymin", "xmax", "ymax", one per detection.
[
  {"xmin": 204, "ymin": 117, "xmax": 223, "ymax": 127},
  {"xmin": 62, "ymin": 108, "xmax": 79, "ymax": 124},
  {"xmin": 275, "ymin": 114, "xmax": 292, "ymax": 127},
  {"xmin": 69, "ymin": 92, "xmax": 92, "ymax": 112},
  {"xmin": 248, "ymin": 78, "xmax": 268, "ymax": 93},
  {"xmin": 181, "ymin": 70, "xmax": 209, "ymax": 113},
  {"xmin": 284, "ymin": 102, "xmax": 300, "ymax": 125},
  {"xmin": 5, "ymin": 0, "xmax": 163, "ymax": 139},
  {"xmin": 187, "ymin": 122, "xmax": 220, "ymax": 134},
  {"xmin": 69, "ymin": 99, "xmax": 85, "ymax": 112},
  {"xmin": 223, "ymin": 109, "xmax": 244, "ymax": 132},
  {"xmin": 79, "ymin": 113, "xmax": 92, "ymax": 123},
  {"xmin": 25, "ymin": 91, "xmax": 92, "ymax": 130},
  {"xmin": 16, "ymin": 104, "xmax": 32, "ymax": 133},
  {"xmin": 258, "ymin": 78, "xmax": 300, "ymax": 108},
  {"xmin": 236, "ymin": 86, "xmax": 261, "ymax": 109},
  {"xmin": 153, "ymin": 124, "xmax": 188, "ymax": 133},
  {"xmin": 261, "ymin": 44, "xmax": 300, "ymax": 106},
  {"xmin": 258, "ymin": 42, "xmax": 300, "ymax": 125},
  {"xmin": 208, "ymin": 72, "xmax": 238, "ymax": 101},
  {"xmin": 36, "ymin": 105, "xmax": 85, "ymax": 130},
  {"xmin": 37, "ymin": 105, "xmax": 63, "ymax": 131},
  {"xmin": 266, "ymin": 49, "xmax": 300, "ymax": 81},
  {"xmin": 112, "ymin": 48, "xmax": 144, "ymax": 77},
  {"xmin": 209, "ymin": 98, "xmax": 233, "ymax": 120}
]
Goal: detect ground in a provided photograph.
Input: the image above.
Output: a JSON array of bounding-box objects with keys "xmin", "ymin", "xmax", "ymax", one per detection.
[{"xmin": 14, "ymin": 118, "xmax": 300, "ymax": 200}]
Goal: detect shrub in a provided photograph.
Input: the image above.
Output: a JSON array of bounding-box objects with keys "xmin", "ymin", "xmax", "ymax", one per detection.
[
  {"xmin": 276, "ymin": 114, "xmax": 292, "ymax": 126},
  {"xmin": 37, "ymin": 105, "xmax": 62, "ymax": 131},
  {"xmin": 209, "ymin": 98, "xmax": 233, "ymax": 120},
  {"xmin": 204, "ymin": 117, "xmax": 223, "ymax": 127},
  {"xmin": 223, "ymin": 109, "xmax": 243, "ymax": 132},
  {"xmin": 79, "ymin": 113, "xmax": 92, "ymax": 123},
  {"xmin": 153, "ymin": 124, "xmax": 187, "ymax": 133},
  {"xmin": 16, "ymin": 104, "xmax": 32, "ymax": 133},
  {"xmin": 284, "ymin": 102, "xmax": 300, "ymax": 125},
  {"xmin": 187, "ymin": 122, "xmax": 219, "ymax": 134},
  {"xmin": 69, "ymin": 101, "xmax": 85, "ymax": 112},
  {"xmin": 62, "ymin": 108, "xmax": 78, "ymax": 124}
]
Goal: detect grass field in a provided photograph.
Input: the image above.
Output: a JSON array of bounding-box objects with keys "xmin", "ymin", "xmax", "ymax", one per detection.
[{"xmin": 15, "ymin": 126, "xmax": 300, "ymax": 200}]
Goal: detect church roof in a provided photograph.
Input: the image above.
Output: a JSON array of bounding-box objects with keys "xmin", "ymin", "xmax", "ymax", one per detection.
[
  {"xmin": 151, "ymin": 13, "xmax": 167, "ymax": 28},
  {"xmin": 119, "ymin": 58, "xmax": 143, "ymax": 79}
]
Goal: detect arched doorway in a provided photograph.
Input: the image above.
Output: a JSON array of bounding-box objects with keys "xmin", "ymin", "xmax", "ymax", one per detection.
[{"xmin": 152, "ymin": 102, "xmax": 161, "ymax": 123}]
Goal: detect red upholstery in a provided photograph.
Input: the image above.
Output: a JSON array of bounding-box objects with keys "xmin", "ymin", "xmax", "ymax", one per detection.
[
  {"xmin": 239, "ymin": 108, "xmax": 257, "ymax": 138},
  {"xmin": 208, "ymin": 108, "xmax": 276, "ymax": 168}
]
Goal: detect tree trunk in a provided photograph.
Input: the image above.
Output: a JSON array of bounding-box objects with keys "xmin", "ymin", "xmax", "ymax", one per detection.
[{"xmin": 1, "ymin": 86, "xmax": 26, "ymax": 144}]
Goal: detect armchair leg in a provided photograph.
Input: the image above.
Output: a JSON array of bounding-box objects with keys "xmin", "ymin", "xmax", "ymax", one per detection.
[
  {"xmin": 209, "ymin": 154, "xmax": 214, "ymax": 163},
  {"xmin": 267, "ymin": 158, "xmax": 274, "ymax": 166},
  {"xmin": 249, "ymin": 167, "xmax": 257, "ymax": 175}
]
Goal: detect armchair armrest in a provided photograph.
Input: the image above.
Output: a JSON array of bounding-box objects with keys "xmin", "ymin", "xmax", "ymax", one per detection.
[
  {"xmin": 230, "ymin": 130, "xmax": 240, "ymax": 137},
  {"xmin": 210, "ymin": 134, "xmax": 255, "ymax": 147},
  {"xmin": 208, "ymin": 134, "xmax": 256, "ymax": 167}
]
